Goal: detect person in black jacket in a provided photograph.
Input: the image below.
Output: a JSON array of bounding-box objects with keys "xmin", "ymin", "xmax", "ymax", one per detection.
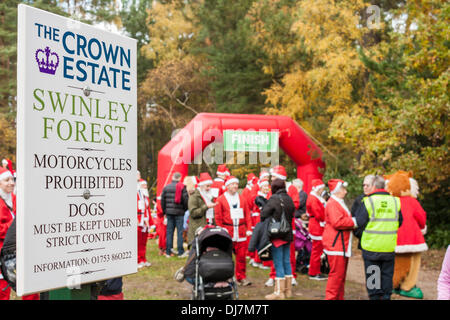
[
  {"xmin": 161, "ymin": 172, "xmax": 189, "ymax": 257},
  {"xmin": 292, "ymin": 179, "xmax": 308, "ymax": 218},
  {"xmin": 261, "ymin": 179, "xmax": 296, "ymax": 300}
]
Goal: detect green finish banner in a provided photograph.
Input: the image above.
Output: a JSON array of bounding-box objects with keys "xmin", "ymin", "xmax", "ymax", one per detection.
[{"xmin": 224, "ymin": 130, "xmax": 279, "ymax": 152}]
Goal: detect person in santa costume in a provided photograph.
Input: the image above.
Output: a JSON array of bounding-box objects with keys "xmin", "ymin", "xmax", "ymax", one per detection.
[
  {"xmin": 306, "ymin": 179, "xmax": 328, "ymax": 280},
  {"xmin": 214, "ymin": 176, "xmax": 253, "ymax": 286},
  {"xmin": 137, "ymin": 179, "xmax": 155, "ymax": 269},
  {"xmin": 249, "ymin": 177, "xmax": 271, "ymax": 270},
  {"xmin": 268, "ymin": 165, "xmax": 298, "ymax": 286},
  {"xmin": 187, "ymin": 172, "xmax": 217, "ymax": 246},
  {"xmin": 0, "ymin": 167, "xmax": 15, "ymax": 300},
  {"xmin": 242, "ymin": 173, "xmax": 257, "ymax": 261},
  {"xmin": 322, "ymin": 179, "xmax": 357, "ymax": 300},
  {"xmin": 210, "ymin": 164, "xmax": 230, "ymax": 198},
  {"xmin": 0, "ymin": 167, "xmax": 39, "ymax": 300}
]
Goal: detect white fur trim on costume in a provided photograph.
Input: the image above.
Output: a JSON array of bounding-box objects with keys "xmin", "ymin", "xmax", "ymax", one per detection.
[
  {"xmin": 259, "ymin": 180, "xmax": 269, "ymax": 187},
  {"xmin": 198, "ymin": 179, "xmax": 213, "ymax": 186},
  {"xmin": 331, "ymin": 181, "xmax": 348, "ymax": 194},
  {"xmin": 310, "ymin": 191, "xmax": 326, "ymax": 205},
  {"xmin": 0, "ymin": 170, "xmax": 13, "ymax": 181},
  {"xmin": 216, "ymin": 170, "xmax": 230, "ymax": 176},
  {"xmin": 225, "ymin": 178, "xmax": 239, "ymax": 186},
  {"xmin": 312, "ymin": 184, "xmax": 325, "ymax": 191},
  {"xmin": 271, "ymin": 172, "xmax": 286, "ymax": 180},
  {"xmin": 395, "ymin": 243, "xmax": 428, "ymax": 253},
  {"xmin": 309, "ymin": 234, "xmax": 323, "ymax": 241}
]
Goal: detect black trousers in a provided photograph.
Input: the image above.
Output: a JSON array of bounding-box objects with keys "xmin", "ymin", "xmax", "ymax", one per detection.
[{"xmin": 363, "ymin": 257, "xmax": 395, "ymax": 300}]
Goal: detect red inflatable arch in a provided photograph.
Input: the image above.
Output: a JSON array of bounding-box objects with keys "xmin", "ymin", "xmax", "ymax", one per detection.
[{"xmin": 156, "ymin": 113, "xmax": 325, "ymax": 200}]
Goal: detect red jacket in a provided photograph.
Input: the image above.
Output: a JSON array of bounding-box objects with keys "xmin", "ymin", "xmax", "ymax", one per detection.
[
  {"xmin": 322, "ymin": 196, "xmax": 356, "ymax": 257},
  {"xmin": 210, "ymin": 178, "xmax": 226, "ymax": 198},
  {"xmin": 214, "ymin": 192, "xmax": 252, "ymax": 242},
  {"xmin": 396, "ymin": 196, "xmax": 428, "ymax": 253},
  {"xmin": 288, "ymin": 184, "xmax": 300, "ymax": 210},
  {"xmin": 306, "ymin": 192, "xmax": 326, "ymax": 240},
  {"xmin": 0, "ymin": 193, "xmax": 15, "ymax": 251}
]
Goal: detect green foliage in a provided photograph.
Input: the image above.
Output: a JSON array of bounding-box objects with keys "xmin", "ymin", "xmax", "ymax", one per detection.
[
  {"xmin": 120, "ymin": 0, "xmax": 154, "ymax": 84},
  {"xmin": 192, "ymin": 0, "xmax": 272, "ymax": 114},
  {"xmin": 420, "ymin": 182, "xmax": 450, "ymax": 248}
]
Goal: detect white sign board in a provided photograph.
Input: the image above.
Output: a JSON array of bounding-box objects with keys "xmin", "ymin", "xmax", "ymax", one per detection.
[{"xmin": 16, "ymin": 4, "xmax": 137, "ymax": 296}]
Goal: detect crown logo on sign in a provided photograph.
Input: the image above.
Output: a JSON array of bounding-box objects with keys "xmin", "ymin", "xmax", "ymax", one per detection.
[{"xmin": 35, "ymin": 46, "xmax": 59, "ymax": 75}]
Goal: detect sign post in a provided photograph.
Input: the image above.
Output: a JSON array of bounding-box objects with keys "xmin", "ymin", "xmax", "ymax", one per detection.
[{"xmin": 16, "ymin": 5, "xmax": 137, "ymax": 298}]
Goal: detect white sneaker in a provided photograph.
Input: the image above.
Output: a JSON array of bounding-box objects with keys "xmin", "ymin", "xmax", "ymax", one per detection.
[
  {"xmin": 291, "ymin": 277, "xmax": 298, "ymax": 286},
  {"xmin": 259, "ymin": 264, "xmax": 270, "ymax": 270},
  {"xmin": 249, "ymin": 258, "xmax": 255, "ymax": 265},
  {"xmin": 137, "ymin": 262, "xmax": 145, "ymax": 269},
  {"xmin": 265, "ymin": 278, "xmax": 274, "ymax": 287},
  {"xmin": 144, "ymin": 262, "xmax": 152, "ymax": 267},
  {"xmin": 251, "ymin": 261, "xmax": 262, "ymax": 268}
]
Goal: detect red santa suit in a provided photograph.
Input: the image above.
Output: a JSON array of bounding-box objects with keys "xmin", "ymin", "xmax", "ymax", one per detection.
[
  {"xmin": 0, "ymin": 188, "xmax": 15, "ymax": 300},
  {"xmin": 242, "ymin": 174, "xmax": 257, "ymax": 258},
  {"xmin": 210, "ymin": 177, "xmax": 226, "ymax": 199},
  {"xmin": 396, "ymin": 196, "xmax": 427, "ymax": 253},
  {"xmin": 0, "ymin": 169, "xmax": 39, "ymax": 300},
  {"xmin": 155, "ymin": 197, "xmax": 166, "ymax": 254},
  {"xmin": 210, "ymin": 164, "xmax": 230, "ymax": 199},
  {"xmin": 137, "ymin": 182, "xmax": 154, "ymax": 266},
  {"xmin": 306, "ymin": 180, "xmax": 327, "ymax": 277},
  {"xmin": 214, "ymin": 185, "xmax": 252, "ymax": 281},
  {"xmin": 322, "ymin": 185, "xmax": 356, "ymax": 300}
]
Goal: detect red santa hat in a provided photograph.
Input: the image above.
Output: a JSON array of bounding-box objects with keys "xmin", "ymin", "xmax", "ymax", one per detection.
[
  {"xmin": 258, "ymin": 177, "xmax": 270, "ymax": 187},
  {"xmin": 247, "ymin": 173, "xmax": 257, "ymax": 184},
  {"xmin": 139, "ymin": 179, "xmax": 147, "ymax": 186},
  {"xmin": 198, "ymin": 172, "xmax": 213, "ymax": 187},
  {"xmin": 259, "ymin": 170, "xmax": 270, "ymax": 180},
  {"xmin": 225, "ymin": 175, "xmax": 239, "ymax": 187},
  {"xmin": 270, "ymin": 165, "xmax": 287, "ymax": 180},
  {"xmin": 328, "ymin": 179, "xmax": 348, "ymax": 194},
  {"xmin": 311, "ymin": 179, "xmax": 325, "ymax": 192},
  {"xmin": 216, "ymin": 164, "xmax": 230, "ymax": 176},
  {"xmin": 0, "ymin": 167, "xmax": 13, "ymax": 181}
]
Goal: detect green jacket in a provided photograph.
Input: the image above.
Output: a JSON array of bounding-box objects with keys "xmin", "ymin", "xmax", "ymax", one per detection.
[{"xmin": 187, "ymin": 189, "xmax": 209, "ymax": 245}]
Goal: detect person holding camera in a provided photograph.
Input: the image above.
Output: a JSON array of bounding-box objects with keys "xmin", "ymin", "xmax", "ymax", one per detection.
[{"xmin": 261, "ymin": 179, "xmax": 296, "ymax": 300}]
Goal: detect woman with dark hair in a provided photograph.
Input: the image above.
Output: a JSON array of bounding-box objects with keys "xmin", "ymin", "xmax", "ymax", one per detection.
[{"xmin": 261, "ymin": 179, "xmax": 296, "ymax": 300}]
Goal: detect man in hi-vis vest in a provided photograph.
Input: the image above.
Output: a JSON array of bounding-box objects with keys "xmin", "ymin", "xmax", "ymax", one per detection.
[{"xmin": 355, "ymin": 175, "xmax": 403, "ymax": 300}]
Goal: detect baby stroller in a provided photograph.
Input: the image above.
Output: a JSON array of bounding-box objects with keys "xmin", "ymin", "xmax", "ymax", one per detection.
[
  {"xmin": 294, "ymin": 218, "xmax": 312, "ymax": 274},
  {"xmin": 192, "ymin": 226, "xmax": 238, "ymax": 300}
]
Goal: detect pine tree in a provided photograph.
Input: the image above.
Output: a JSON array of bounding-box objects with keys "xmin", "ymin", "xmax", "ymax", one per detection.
[{"xmin": 193, "ymin": 0, "xmax": 273, "ymax": 114}]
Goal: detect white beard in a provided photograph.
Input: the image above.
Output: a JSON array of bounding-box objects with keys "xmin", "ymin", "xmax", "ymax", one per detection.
[
  {"xmin": 141, "ymin": 188, "xmax": 149, "ymax": 198},
  {"xmin": 0, "ymin": 188, "xmax": 12, "ymax": 208}
]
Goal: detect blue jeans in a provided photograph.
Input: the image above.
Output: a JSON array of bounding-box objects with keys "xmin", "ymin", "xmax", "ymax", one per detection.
[
  {"xmin": 166, "ymin": 215, "xmax": 185, "ymax": 255},
  {"xmin": 271, "ymin": 242, "xmax": 292, "ymax": 278}
]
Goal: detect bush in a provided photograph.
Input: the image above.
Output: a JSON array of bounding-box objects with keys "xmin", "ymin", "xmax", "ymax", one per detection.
[{"xmin": 421, "ymin": 187, "xmax": 450, "ymax": 249}]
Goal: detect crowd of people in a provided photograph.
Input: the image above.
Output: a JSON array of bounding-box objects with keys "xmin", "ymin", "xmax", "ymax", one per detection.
[
  {"xmin": 0, "ymin": 156, "xmax": 448, "ymax": 300},
  {"xmin": 148, "ymin": 164, "xmax": 448, "ymax": 300}
]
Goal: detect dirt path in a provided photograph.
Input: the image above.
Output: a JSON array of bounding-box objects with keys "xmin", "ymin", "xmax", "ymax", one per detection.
[
  {"xmin": 347, "ymin": 249, "xmax": 442, "ymax": 300},
  {"xmin": 120, "ymin": 238, "xmax": 445, "ymax": 300}
]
